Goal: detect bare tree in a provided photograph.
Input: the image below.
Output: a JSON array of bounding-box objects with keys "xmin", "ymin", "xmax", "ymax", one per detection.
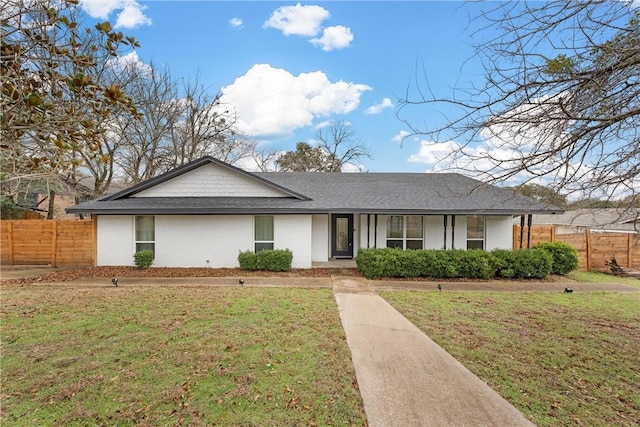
[
  {"xmin": 276, "ymin": 121, "xmax": 371, "ymax": 172},
  {"xmin": 315, "ymin": 121, "xmax": 371, "ymax": 172},
  {"xmin": 167, "ymin": 76, "xmax": 256, "ymax": 168},
  {"xmin": 398, "ymin": 1, "xmax": 639, "ymax": 204}
]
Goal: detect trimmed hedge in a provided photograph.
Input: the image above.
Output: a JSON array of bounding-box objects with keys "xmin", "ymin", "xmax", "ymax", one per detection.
[
  {"xmin": 534, "ymin": 242, "xmax": 579, "ymax": 275},
  {"xmin": 133, "ymin": 250, "xmax": 154, "ymax": 268},
  {"xmin": 356, "ymin": 247, "xmax": 553, "ymax": 280},
  {"xmin": 492, "ymin": 249, "xmax": 553, "ymax": 279},
  {"xmin": 238, "ymin": 249, "xmax": 293, "ymax": 272}
]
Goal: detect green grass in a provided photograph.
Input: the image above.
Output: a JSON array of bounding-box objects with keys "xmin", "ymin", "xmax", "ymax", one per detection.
[
  {"xmin": 1, "ymin": 285, "xmax": 366, "ymax": 426},
  {"xmin": 568, "ymin": 270, "xmax": 640, "ymax": 289},
  {"xmin": 380, "ymin": 290, "xmax": 640, "ymax": 427}
]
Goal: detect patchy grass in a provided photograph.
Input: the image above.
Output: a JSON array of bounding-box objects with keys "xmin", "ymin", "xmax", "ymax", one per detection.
[
  {"xmin": 380, "ymin": 290, "xmax": 640, "ymax": 427},
  {"xmin": 1, "ymin": 285, "xmax": 366, "ymax": 426},
  {"xmin": 568, "ymin": 270, "xmax": 640, "ymax": 289}
]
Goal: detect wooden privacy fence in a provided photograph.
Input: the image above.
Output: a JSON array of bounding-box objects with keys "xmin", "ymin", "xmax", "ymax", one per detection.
[
  {"xmin": 513, "ymin": 225, "xmax": 640, "ymax": 271},
  {"xmin": 1, "ymin": 220, "xmax": 94, "ymax": 267}
]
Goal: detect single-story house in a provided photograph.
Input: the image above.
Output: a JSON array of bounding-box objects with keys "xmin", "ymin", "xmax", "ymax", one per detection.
[{"xmin": 67, "ymin": 156, "xmax": 561, "ymax": 268}]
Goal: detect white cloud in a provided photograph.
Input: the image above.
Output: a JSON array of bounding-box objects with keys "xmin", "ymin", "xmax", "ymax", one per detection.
[
  {"xmin": 309, "ymin": 25, "xmax": 353, "ymax": 51},
  {"xmin": 392, "ymin": 130, "xmax": 411, "ymax": 144},
  {"xmin": 365, "ymin": 97, "xmax": 393, "ymax": 115},
  {"xmin": 230, "ymin": 17, "xmax": 243, "ymax": 28},
  {"xmin": 219, "ymin": 64, "xmax": 371, "ymax": 138},
  {"xmin": 106, "ymin": 51, "xmax": 152, "ymax": 75},
  {"xmin": 115, "ymin": 2, "xmax": 151, "ymax": 28},
  {"xmin": 80, "ymin": 0, "xmax": 151, "ymax": 29},
  {"xmin": 263, "ymin": 3, "xmax": 329, "ymax": 36}
]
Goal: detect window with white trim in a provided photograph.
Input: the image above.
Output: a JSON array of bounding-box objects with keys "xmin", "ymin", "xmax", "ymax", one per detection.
[
  {"xmin": 386, "ymin": 215, "xmax": 423, "ymax": 249},
  {"xmin": 135, "ymin": 215, "xmax": 155, "ymax": 255},
  {"xmin": 466, "ymin": 216, "xmax": 485, "ymax": 250},
  {"xmin": 254, "ymin": 216, "xmax": 274, "ymax": 252}
]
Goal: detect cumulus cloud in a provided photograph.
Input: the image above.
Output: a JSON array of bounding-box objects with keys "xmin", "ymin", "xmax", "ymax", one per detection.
[
  {"xmin": 264, "ymin": 3, "xmax": 353, "ymax": 50},
  {"xmin": 309, "ymin": 25, "xmax": 353, "ymax": 51},
  {"xmin": 230, "ymin": 17, "xmax": 243, "ymax": 28},
  {"xmin": 106, "ymin": 51, "xmax": 152, "ymax": 75},
  {"xmin": 219, "ymin": 64, "xmax": 371, "ymax": 138},
  {"xmin": 80, "ymin": 0, "xmax": 151, "ymax": 29},
  {"xmin": 263, "ymin": 3, "xmax": 329, "ymax": 36},
  {"xmin": 364, "ymin": 97, "xmax": 393, "ymax": 115},
  {"xmin": 392, "ymin": 130, "xmax": 411, "ymax": 144}
]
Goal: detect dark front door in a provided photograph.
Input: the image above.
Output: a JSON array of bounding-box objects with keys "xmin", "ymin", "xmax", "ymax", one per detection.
[{"xmin": 331, "ymin": 214, "xmax": 354, "ymax": 258}]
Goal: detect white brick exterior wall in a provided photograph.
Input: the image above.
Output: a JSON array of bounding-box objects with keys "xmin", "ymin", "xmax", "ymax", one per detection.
[
  {"xmin": 96, "ymin": 214, "xmax": 314, "ymax": 268},
  {"xmin": 133, "ymin": 163, "xmax": 287, "ymax": 198}
]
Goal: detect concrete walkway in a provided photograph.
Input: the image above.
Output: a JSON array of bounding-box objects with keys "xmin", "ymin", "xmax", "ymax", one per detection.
[{"xmin": 332, "ymin": 275, "xmax": 535, "ymax": 427}]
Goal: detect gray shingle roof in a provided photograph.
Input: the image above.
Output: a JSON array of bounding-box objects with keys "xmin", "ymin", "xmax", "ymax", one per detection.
[{"xmin": 67, "ymin": 157, "xmax": 561, "ymax": 215}]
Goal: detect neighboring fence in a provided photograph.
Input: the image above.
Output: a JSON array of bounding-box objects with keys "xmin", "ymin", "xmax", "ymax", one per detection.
[
  {"xmin": 1, "ymin": 219, "xmax": 94, "ymax": 267},
  {"xmin": 513, "ymin": 224, "xmax": 640, "ymax": 271}
]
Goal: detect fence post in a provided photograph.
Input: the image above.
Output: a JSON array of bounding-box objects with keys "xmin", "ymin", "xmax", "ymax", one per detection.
[
  {"xmin": 628, "ymin": 234, "xmax": 632, "ymax": 268},
  {"xmin": 550, "ymin": 225, "xmax": 556, "ymax": 243},
  {"xmin": 7, "ymin": 221, "xmax": 14, "ymax": 265},
  {"xmin": 51, "ymin": 220, "xmax": 58, "ymax": 267},
  {"xmin": 585, "ymin": 228, "xmax": 592, "ymax": 271}
]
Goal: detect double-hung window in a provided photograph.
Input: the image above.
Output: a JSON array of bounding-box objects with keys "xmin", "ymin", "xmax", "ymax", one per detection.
[
  {"xmin": 254, "ymin": 216, "xmax": 274, "ymax": 252},
  {"xmin": 386, "ymin": 215, "xmax": 423, "ymax": 249},
  {"xmin": 466, "ymin": 216, "xmax": 485, "ymax": 250},
  {"xmin": 135, "ymin": 215, "xmax": 155, "ymax": 255}
]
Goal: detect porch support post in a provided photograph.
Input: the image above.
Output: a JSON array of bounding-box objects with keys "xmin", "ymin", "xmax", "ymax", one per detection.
[
  {"xmin": 451, "ymin": 215, "xmax": 456, "ymax": 249},
  {"xmin": 443, "ymin": 215, "xmax": 448, "ymax": 249},
  {"xmin": 374, "ymin": 214, "xmax": 378, "ymax": 248},
  {"xmin": 519, "ymin": 215, "xmax": 525, "ymax": 249},
  {"xmin": 367, "ymin": 214, "xmax": 371, "ymax": 248},
  {"xmin": 527, "ymin": 213, "xmax": 533, "ymax": 249}
]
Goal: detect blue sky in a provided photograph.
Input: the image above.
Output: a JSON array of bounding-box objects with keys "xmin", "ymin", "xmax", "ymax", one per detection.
[{"xmin": 79, "ymin": 1, "xmax": 497, "ymax": 172}]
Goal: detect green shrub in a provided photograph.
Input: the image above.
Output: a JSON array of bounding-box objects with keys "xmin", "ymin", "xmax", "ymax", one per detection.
[
  {"xmin": 493, "ymin": 249, "xmax": 552, "ymax": 279},
  {"xmin": 356, "ymin": 248, "xmax": 498, "ymax": 279},
  {"xmin": 238, "ymin": 249, "xmax": 293, "ymax": 272},
  {"xmin": 133, "ymin": 250, "xmax": 154, "ymax": 268},
  {"xmin": 534, "ymin": 242, "xmax": 579, "ymax": 275}
]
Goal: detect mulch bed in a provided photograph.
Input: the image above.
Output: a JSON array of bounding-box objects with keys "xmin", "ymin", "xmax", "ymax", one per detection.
[{"xmin": 0, "ymin": 266, "xmax": 359, "ymax": 286}]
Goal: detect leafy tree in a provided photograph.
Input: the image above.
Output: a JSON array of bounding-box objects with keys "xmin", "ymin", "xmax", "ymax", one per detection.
[
  {"xmin": 1, "ymin": 0, "xmax": 140, "ymax": 194},
  {"xmin": 399, "ymin": 1, "xmax": 639, "ymax": 205},
  {"xmin": 277, "ymin": 142, "xmax": 340, "ymax": 172}
]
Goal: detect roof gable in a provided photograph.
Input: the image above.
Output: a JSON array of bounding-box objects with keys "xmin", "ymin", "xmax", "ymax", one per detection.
[{"xmin": 102, "ymin": 157, "xmax": 310, "ymax": 201}]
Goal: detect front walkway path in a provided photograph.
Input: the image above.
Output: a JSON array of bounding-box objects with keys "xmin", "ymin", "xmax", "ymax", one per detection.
[{"xmin": 332, "ymin": 275, "xmax": 535, "ymax": 427}]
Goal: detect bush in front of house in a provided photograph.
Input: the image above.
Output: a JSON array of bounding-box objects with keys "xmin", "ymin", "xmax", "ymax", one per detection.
[
  {"xmin": 133, "ymin": 250, "xmax": 154, "ymax": 268},
  {"xmin": 534, "ymin": 242, "xmax": 579, "ymax": 275},
  {"xmin": 238, "ymin": 249, "xmax": 293, "ymax": 272},
  {"xmin": 492, "ymin": 249, "xmax": 552, "ymax": 279},
  {"xmin": 355, "ymin": 248, "xmax": 498, "ymax": 280}
]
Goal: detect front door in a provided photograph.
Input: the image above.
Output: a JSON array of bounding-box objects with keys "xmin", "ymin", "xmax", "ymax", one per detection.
[{"xmin": 331, "ymin": 214, "xmax": 353, "ymax": 258}]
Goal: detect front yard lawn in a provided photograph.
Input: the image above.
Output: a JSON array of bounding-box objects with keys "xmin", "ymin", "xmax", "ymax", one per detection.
[
  {"xmin": 1, "ymin": 285, "xmax": 366, "ymax": 426},
  {"xmin": 380, "ymin": 290, "xmax": 640, "ymax": 427}
]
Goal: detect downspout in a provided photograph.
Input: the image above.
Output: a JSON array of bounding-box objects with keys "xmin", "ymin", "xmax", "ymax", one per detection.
[
  {"xmin": 519, "ymin": 215, "xmax": 525, "ymax": 249},
  {"xmin": 527, "ymin": 213, "xmax": 533, "ymax": 249},
  {"xmin": 451, "ymin": 215, "xmax": 456, "ymax": 249},
  {"xmin": 443, "ymin": 215, "xmax": 448, "ymax": 249}
]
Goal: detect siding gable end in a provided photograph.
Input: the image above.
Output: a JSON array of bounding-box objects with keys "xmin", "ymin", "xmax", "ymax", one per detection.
[{"xmin": 132, "ymin": 163, "xmax": 289, "ymax": 198}]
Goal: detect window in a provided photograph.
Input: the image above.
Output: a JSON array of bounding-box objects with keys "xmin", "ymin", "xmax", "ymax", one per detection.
[
  {"xmin": 467, "ymin": 216, "xmax": 485, "ymax": 250},
  {"xmin": 254, "ymin": 216, "xmax": 274, "ymax": 252},
  {"xmin": 386, "ymin": 215, "xmax": 423, "ymax": 249},
  {"xmin": 135, "ymin": 215, "xmax": 155, "ymax": 255}
]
